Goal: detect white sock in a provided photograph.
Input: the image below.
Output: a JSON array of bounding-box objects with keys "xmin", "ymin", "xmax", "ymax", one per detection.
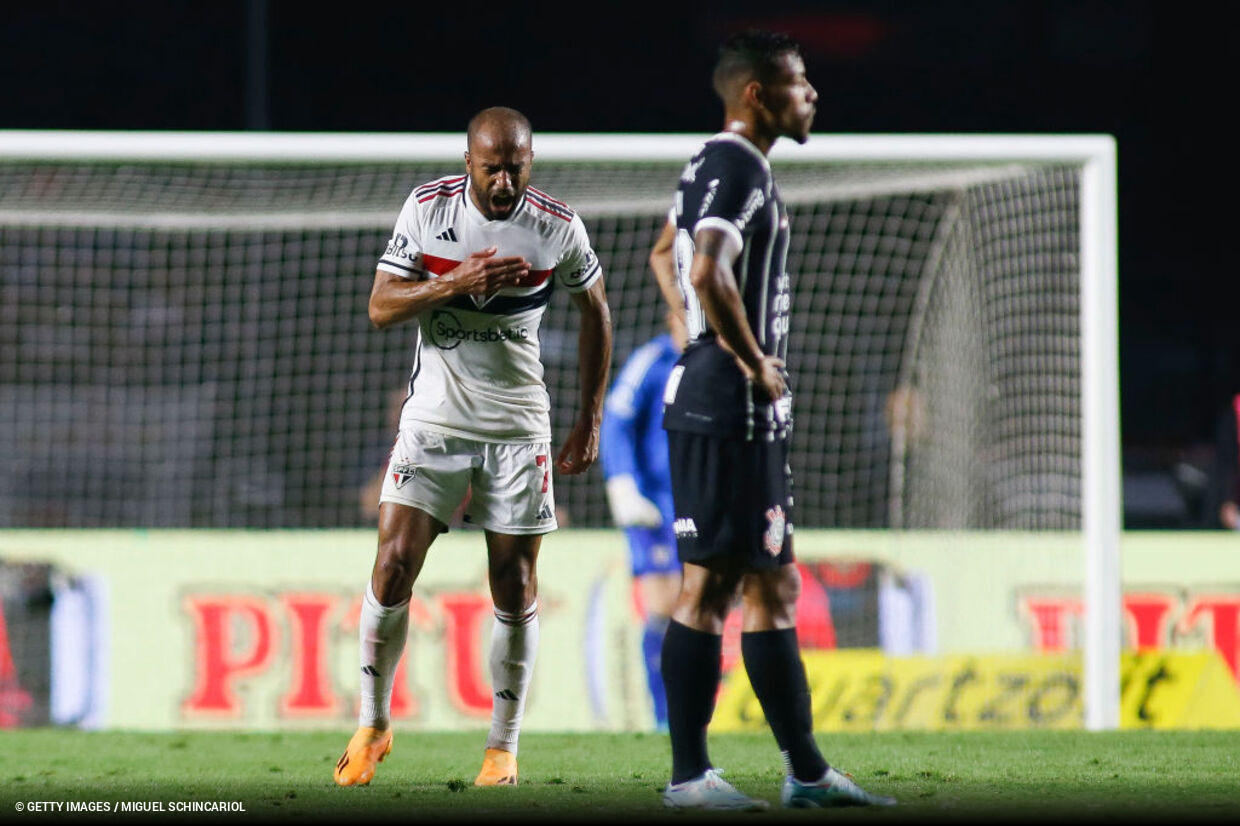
[
  {"xmin": 357, "ymin": 582, "xmax": 409, "ymax": 730},
  {"xmin": 485, "ymin": 599, "xmax": 539, "ymax": 755}
]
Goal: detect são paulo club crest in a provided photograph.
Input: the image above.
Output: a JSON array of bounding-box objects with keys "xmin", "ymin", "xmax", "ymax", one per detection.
[
  {"xmin": 391, "ymin": 460, "xmax": 418, "ymax": 489},
  {"xmin": 764, "ymin": 505, "xmax": 786, "ymax": 556}
]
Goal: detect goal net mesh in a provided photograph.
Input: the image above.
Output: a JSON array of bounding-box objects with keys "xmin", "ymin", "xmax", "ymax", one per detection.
[{"xmin": 0, "ymin": 156, "xmax": 1081, "ymax": 530}]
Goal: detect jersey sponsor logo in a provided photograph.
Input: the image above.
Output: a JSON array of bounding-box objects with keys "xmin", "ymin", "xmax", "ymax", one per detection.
[
  {"xmin": 427, "ymin": 309, "xmax": 530, "ymax": 350},
  {"xmin": 391, "ymin": 460, "xmax": 418, "ymax": 489},
  {"xmin": 736, "ymin": 187, "xmax": 766, "ymax": 230},
  {"xmin": 769, "ymin": 273, "xmax": 792, "ymax": 340},
  {"xmin": 385, "ymin": 232, "xmax": 413, "ymax": 259},
  {"xmin": 434, "ymin": 227, "xmax": 458, "ymax": 242},
  {"xmin": 673, "ymin": 517, "xmax": 698, "ymax": 538},
  {"xmin": 764, "ymin": 505, "xmax": 787, "ymax": 556},
  {"xmin": 698, "ymin": 179, "xmax": 719, "ymax": 217},
  {"xmin": 568, "ymin": 249, "xmax": 598, "ymax": 283}
]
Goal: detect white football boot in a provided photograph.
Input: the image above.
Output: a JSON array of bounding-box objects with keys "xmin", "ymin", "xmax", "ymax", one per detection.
[{"xmin": 662, "ymin": 768, "xmax": 770, "ymax": 811}]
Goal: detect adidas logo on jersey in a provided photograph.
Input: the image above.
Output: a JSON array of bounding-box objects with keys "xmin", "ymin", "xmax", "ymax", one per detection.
[
  {"xmin": 434, "ymin": 227, "xmax": 458, "ymax": 242},
  {"xmin": 673, "ymin": 517, "xmax": 698, "ymax": 538},
  {"xmin": 537, "ymin": 504, "xmax": 554, "ymax": 521}
]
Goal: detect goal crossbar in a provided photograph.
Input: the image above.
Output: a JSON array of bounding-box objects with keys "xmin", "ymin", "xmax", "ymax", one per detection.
[{"xmin": 1, "ymin": 129, "xmax": 1113, "ymax": 164}]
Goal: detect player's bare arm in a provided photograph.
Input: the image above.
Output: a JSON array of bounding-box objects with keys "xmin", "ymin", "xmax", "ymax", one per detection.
[
  {"xmin": 689, "ymin": 228, "xmax": 785, "ymax": 401},
  {"xmin": 649, "ymin": 219, "xmax": 686, "ymax": 325},
  {"xmin": 556, "ymin": 278, "xmax": 612, "ymax": 475},
  {"xmin": 367, "ymin": 247, "xmax": 530, "ymax": 329}
]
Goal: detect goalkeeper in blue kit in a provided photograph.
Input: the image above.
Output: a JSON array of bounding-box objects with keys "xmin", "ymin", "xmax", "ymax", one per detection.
[{"xmin": 600, "ymin": 308, "xmax": 686, "ymax": 731}]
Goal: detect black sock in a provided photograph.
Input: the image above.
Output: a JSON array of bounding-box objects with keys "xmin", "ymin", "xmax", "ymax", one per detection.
[
  {"xmin": 741, "ymin": 628, "xmax": 829, "ymax": 783},
  {"xmin": 661, "ymin": 620, "xmax": 722, "ymax": 784}
]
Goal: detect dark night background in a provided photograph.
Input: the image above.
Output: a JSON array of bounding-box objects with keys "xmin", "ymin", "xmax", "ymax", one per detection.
[{"xmin": 1, "ymin": 0, "xmax": 1234, "ymax": 527}]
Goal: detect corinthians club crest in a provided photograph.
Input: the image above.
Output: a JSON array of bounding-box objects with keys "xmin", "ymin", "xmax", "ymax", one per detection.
[
  {"xmin": 391, "ymin": 459, "xmax": 418, "ymax": 490},
  {"xmin": 764, "ymin": 505, "xmax": 786, "ymax": 556}
]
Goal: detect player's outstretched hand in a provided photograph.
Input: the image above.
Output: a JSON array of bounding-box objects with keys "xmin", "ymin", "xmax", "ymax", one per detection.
[
  {"xmin": 555, "ymin": 418, "xmax": 599, "ymax": 476},
  {"xmin": 448, "ymin": 246, "xmax": 529, "ymax": 295}
]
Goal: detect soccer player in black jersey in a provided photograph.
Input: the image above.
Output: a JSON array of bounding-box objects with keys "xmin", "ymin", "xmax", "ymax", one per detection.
[{"xmin": 658, "ymin": 31, "xmax": 896, "ymax": 811}]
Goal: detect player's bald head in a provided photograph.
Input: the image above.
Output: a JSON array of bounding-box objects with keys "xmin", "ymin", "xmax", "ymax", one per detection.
[
  {"xmin": 712, "ymin": 30, "xmax": 802, "ymax": 105},
  {"xmin": 466, "ymin": 107, "xmax": 532, "ymax": 154},
  {"xmin": 464, "ymin": 107, "xmax": 534, "ymax": 220}
]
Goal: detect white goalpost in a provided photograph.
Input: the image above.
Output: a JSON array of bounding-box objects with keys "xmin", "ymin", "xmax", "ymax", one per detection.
[{"xmin": 0, "ymin": 130, "xmax": 1120, "ymax": 729}]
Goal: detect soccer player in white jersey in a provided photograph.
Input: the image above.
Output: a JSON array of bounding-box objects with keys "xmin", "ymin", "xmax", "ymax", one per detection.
[{"xmin": 334, "ymin": 107, "xmax": 612, "ymax": 788}]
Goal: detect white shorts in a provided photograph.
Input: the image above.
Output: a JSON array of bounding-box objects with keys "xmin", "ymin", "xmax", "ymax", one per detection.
[{"xmin": 378, "ymin": 428, "xmax": 558, "ymax": 535}]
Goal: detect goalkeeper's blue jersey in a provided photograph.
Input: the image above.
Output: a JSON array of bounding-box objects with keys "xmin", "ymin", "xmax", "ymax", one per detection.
[{"xmin": 601, "ymin": 334, "xmax": 679, "ymax": 519}]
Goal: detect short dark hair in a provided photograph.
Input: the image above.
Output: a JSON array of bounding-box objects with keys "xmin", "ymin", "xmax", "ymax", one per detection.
[{"xmin": 712, "ymin": 30, "xmax": 801, "ymax": 100}]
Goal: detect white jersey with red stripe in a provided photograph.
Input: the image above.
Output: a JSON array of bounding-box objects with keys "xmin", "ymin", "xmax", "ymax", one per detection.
[{"xmin": 376, "ymin": 175, "xmax": 602, "ymax": 442}]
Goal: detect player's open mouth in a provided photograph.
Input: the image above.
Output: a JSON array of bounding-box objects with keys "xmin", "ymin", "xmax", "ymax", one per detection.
[{"xmin": 489, "ymin": 195, "xmax": 515, "ymax": 216}]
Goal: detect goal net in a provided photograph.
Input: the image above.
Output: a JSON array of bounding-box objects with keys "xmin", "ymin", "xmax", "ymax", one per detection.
[
  {"xmin": 0, "ymin": 131, "xmax": 1120, "ymax": 725},
  {"xmin": 0, "ymin": 133, "xmax": 1110, "ymax": 531}
]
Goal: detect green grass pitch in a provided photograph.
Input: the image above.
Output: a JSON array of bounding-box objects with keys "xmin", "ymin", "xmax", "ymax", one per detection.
[{"xmin": 2, "ymin": 730, "xmax": 1238, "ymax": 824}]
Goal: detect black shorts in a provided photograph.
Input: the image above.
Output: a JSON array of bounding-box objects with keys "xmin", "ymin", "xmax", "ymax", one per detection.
[{"xmin": 667, "ymin": 430, "xmax": 795, "ymax": 570}]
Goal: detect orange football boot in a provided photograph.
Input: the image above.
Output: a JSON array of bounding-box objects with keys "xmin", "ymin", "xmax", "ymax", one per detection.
[
  {"xmin": 333, "ymin": 727, "xmax": 393, "ymax": 786},
  {"xmin": 473, "ymin": 748, "xmax": 518, "ymax": 786}
]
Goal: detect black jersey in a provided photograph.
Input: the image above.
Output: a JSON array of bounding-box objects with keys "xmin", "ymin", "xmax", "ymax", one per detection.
[{"xmin": 662, "ymin": 132, "xmax": 793, "ymax": 440}]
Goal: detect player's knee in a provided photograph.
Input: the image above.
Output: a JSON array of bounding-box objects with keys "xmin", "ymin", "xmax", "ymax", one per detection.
[
  {"xmin": 675, "ymin": 580, "xmax": 737, "ymax": 630},
  {"xmin": 743, "ymin": 565, "xmax": 801, "ymax": 619},
  {"xmin": 372, "ymin": 543, "xmax": 417, "ymax": 598},
  {"xmin": 488, "ymin": 566, "xmax": 536, "ymax": 613},
  {"xmin": 699, "ymin": 589, "xmax": 737, "ymax": 624},
  {"xmin": 776, "ymin": 564, "xmax": 802, "ymax": 606}
]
